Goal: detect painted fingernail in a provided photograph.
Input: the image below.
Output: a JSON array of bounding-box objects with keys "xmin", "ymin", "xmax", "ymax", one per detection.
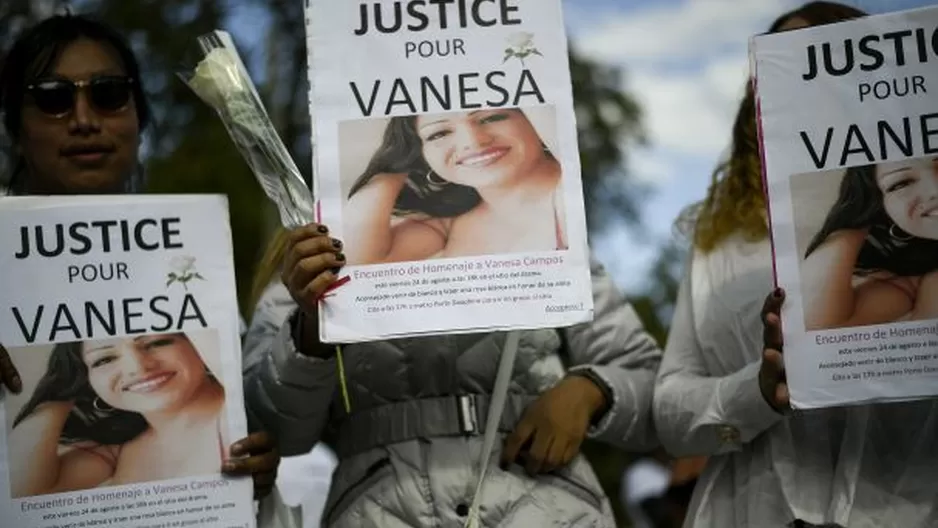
[
  {"xmin": 331, "ymin": 267, "xmax": 342, "ymax": 276},
  {"xmin": 336, "ymin": 253, "xmax": 346, "ymax": 262},
  {"xmin": 11, "ymin": 376, "xmax": 22, "ymax": 392},
  {"xmin": 317, "ymin": 225, "xmax": 328, "ymax": 234},
  {"xmin": 332, "ymin": 238, "xmax": 342, "ymax": 249}
]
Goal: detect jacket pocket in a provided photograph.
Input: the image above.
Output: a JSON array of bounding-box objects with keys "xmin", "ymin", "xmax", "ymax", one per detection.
[
  {"xmin": 323, "ymin": 458, "xmax": 393, "ymax": 525},
  {"xmin": 542, "ymin": 468, "xmax": 605, "ymax": 512}
]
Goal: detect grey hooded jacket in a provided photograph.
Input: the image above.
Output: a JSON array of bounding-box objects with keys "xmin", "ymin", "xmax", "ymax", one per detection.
[{"xmin": 243, "ymin": 255, "xmax": 661, "ymax": 527}]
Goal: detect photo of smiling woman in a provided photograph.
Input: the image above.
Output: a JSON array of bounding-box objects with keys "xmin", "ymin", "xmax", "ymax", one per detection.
[
  {"xmin": 794, "ymin": 154, "xmax": 938, "ymax": 331},
  {"xmin": 339, "ymin": 105, "xmax": 566, "ymax": 265},
  {"xmin": 5, "ymin": 330, "xmax": 229, "ymax": 498}
]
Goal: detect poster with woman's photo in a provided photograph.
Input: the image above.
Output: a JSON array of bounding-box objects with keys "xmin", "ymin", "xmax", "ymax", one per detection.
[
  {"xmin": 307, "ymin": 0, "xmax": 594, "ymax": 342},
  {"xmin": 752, "ymin": 4, "xmax": 938, "ymax": 409},
  {"xmin": 0, "ymin": 195, "xmax": 255, "ymax": 527}
]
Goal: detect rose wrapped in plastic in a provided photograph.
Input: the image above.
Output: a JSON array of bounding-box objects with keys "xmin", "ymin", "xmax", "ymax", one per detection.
[{"xmin": 179, "ymin": 31, "xmax": 314, "ymax": 229}]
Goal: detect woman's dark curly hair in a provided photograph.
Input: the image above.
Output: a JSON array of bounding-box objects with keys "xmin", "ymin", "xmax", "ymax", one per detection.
[
  {"xmin": 12, "ymin": 341, "xmax": 147, "ymax": 445},
  {"xmin": 687, "ymin": 2, "xmax": 867, "ymax": 252},
  {"xmin": 347, "ymin": 109, "xmax": 554, "ymax": 218},
  {"xmin": 13, "ymin": 334, "xmax": 218, "ymax": 446},
  {"xmin": 804, "ymin": 162, "xmax": 938, "ymax": 277}
]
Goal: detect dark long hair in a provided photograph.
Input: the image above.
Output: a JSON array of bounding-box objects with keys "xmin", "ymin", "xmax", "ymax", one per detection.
[
  {"xmin": 804, "ymin": 164, "xmax": 938, "ymax": 277},
  {"xmin": 12, "ymin": 334, "xmax": 216, "ymax": 446},
  {"xmin": 688, "ymin": 1, "xmax": 867, "ymax": 252},
  {"xmin": 347, "ymin": 115, "xmax": 482, "ymax": 218},
  {"xmin": 0, "ymin": 14, "xmax": 151, "ymax": 193},
  {"xmin": 12, "ymin": 341, "xmax": 147, "ymax": 445},
  {"xmin": 347, "ymin": 109, "xmax": 555, "ymax": 218}
]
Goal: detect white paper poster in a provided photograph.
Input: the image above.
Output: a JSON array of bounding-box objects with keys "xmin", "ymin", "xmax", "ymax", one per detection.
[
  {"xmin": 0, "ymin": 195, "xmax": 255, "ymax": 528},
  {"xmin": 752, "ymin": 5, "xmax": 938, "ymax": 408},
  {"xmin": 306, "ymin": 0, "xmax": 594, "ymax": 342}
]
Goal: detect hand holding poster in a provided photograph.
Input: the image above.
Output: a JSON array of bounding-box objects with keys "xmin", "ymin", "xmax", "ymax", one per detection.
[
  {"xmin": 0, "ymin": 195, "xmax": 255, "ymax": 528},
  {"xmin": 306, "ymin": 0, "xmax": 594, "ymax": 342},
  {"xmin": 752, "ymin": 5, "xmax": 938, "ymax": 409}
]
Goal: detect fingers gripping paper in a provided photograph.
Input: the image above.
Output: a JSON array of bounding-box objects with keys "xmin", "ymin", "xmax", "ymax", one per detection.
[{"xmin": 0, "ymin": 195, "xmax": 255, "ymax": 528}]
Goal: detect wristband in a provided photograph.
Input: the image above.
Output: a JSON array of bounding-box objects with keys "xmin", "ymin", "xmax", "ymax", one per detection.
[{"xmin": 568, "ymin": 367, "xmax": 613, "ymax": 423}]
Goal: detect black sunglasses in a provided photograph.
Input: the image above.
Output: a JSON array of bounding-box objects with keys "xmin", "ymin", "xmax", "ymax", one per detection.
[{"xmin": 25, "ymin": 76, "xmax": 134, "ymax": 116}]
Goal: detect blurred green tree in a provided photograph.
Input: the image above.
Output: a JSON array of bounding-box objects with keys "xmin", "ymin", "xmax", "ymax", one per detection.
[
  {"xmin": 580, "ymin": 236, "xmax": 687, "ymax": 525},
  {"xmin": 568, "ymin": 43, "xmax": 649, "ymax": 235}
]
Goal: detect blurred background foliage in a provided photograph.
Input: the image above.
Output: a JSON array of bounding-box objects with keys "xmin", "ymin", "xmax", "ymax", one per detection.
[{"xmin": 1, "ymin": 1, "xmax": 688, "ymax": 524}]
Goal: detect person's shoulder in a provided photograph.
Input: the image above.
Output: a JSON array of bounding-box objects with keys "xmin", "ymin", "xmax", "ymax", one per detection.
[{"xmin": 251, "ymin": 281, "xmax": 298, "ymax": 323}]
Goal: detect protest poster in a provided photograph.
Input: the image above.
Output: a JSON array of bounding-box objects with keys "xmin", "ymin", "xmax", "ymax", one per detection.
[
  {"xmin": 306, "ymin": 0, "xmax": 594, "ymax": 342},
  {"xmin": 752, "ymin": 5, "xmax": 938, "ymax": 409},
  {"xmin": 0, "ymin": 195, "xmax": 255, "ymax": 528}
]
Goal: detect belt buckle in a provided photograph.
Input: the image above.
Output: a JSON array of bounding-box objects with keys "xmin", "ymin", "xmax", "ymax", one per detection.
[{"xmin": 456, "ymin": 394, "xmax": 479, "ymax": 435}]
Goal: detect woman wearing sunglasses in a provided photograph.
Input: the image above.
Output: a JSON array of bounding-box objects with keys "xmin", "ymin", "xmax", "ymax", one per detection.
[{"xmin": 0, "ymin": 14, "xmax": 280, "ymax": 502}]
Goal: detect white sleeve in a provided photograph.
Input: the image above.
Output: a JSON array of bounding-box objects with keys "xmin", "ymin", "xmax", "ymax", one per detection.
[{"xmin": 653, "ymin": 262, "xmax": 783, "ymax": 457}]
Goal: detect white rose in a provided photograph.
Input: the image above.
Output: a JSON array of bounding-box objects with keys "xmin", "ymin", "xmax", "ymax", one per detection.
[
  {"xmin": 187, "ymin": 48, "xmax": 246, "ymax": 109},
  {"xmin": 506, "ymin": 32, "xmax": 535, "ymax": 51},
  {"xmin": 170, "ymin": 255, "xmax": 196, "ymax": 275}
]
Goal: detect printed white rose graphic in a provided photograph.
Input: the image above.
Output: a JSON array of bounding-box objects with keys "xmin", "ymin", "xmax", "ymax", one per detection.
[
  {"xmin": 507, "ymin": 32, "xmax": 534, "ymax": 49},
  {"xmin": 166, "ymin": 255, "xmax": 205, "ymax": 291},
  {"xmin": 503, "ymin": 32, "xmax": 542, "ymax": 67}
]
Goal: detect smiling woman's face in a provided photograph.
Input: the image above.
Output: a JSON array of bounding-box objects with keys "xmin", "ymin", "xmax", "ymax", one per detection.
[
  {"xmin": 876, "ymin": 157, "xmax": 938, "ymax": 240},
  {"xmin": 17, "ymin": 37, "xmax": 139, "ymax": 194},
  {"xmin": 82, "ymin": 333, "xmax": 207, "ymax": 415},
  {"xmin": 415, "ymin": 108, "xmax": 545, "ymax": 189}
]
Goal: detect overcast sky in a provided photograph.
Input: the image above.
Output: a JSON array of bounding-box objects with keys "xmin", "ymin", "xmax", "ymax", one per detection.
[
  {"xmin": 226, "ymin": 0, "xmax": 935, "ymax": 293},
  {"xmin": 561, "ymin": 0, "xmax": 932, "ymax": 292}
]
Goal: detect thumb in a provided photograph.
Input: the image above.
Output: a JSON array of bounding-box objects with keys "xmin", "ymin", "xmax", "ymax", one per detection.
[{"xmin": 231, "ymin": 431, "xmax": 274, "ymax": 456}]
